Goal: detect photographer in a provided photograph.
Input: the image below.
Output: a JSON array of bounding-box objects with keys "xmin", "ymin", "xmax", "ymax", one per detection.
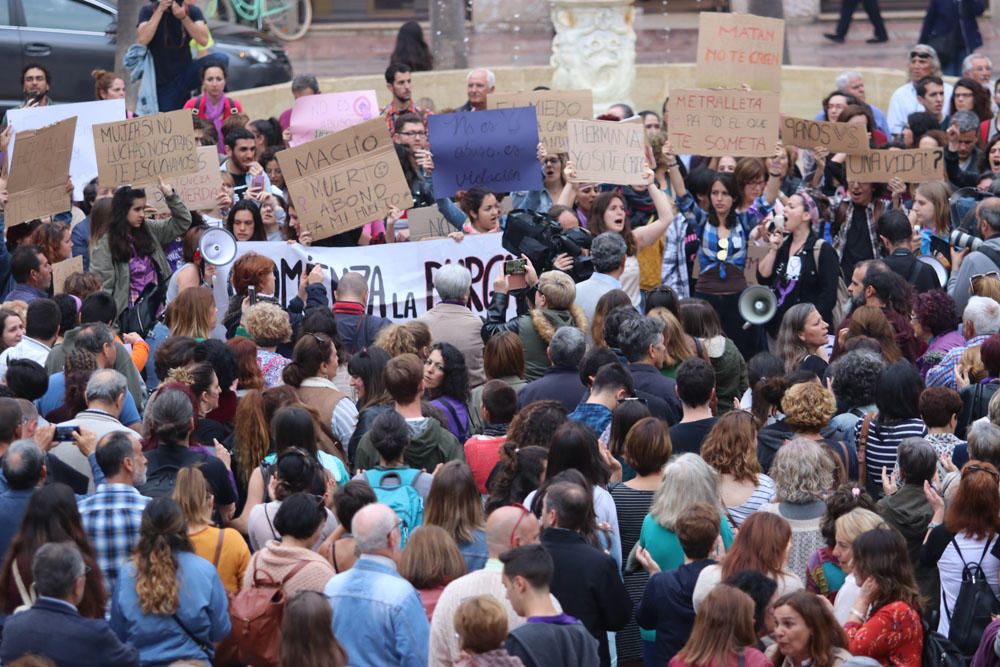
[
  {"xmin": 949, "ymin": 198, "xmax": 1000, "ymax": 312},
  {"xmin": 481, "ymin": 268, "xmax": 587, "ymax": 382}
]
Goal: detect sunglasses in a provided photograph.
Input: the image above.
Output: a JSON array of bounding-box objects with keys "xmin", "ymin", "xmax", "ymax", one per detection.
[
  {"xmin": 910, "ymin": 51, "xmax": 933, "ymax": 59},
  {"xmin": 970, "ymin": 271, "xmax": 1000, "ymax": 294},
  {"xmin": 509, "ymin": 503, "xmax": 531, "ymax": 547}
]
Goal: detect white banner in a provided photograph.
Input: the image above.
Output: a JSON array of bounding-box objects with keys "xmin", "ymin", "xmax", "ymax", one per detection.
[
  {"xmin": 212, "ymin": 235, "xmax": 517, "ymax": 322},
  {"xmin": 6, "ymin": 99, "xmax": 127, "ymax": 199}
]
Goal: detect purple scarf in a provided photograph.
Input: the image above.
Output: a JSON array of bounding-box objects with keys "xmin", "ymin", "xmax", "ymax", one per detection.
[{"xmin": 203, "ymin": 95, "xmax": 227, "ymax": 155}]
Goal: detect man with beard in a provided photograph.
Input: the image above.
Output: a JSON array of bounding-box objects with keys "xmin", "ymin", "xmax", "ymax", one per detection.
[{"xmin": 383, "ymin": 62, "xmax": 430, "ymax": 138}]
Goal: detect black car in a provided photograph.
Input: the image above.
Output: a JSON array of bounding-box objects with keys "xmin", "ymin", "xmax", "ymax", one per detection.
[{"xmin": 0, "ymin": 0, "xmax": 293, "ymax": 111}]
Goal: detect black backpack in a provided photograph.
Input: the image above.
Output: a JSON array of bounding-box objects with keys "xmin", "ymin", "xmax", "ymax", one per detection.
[
  {"xmin": 922, "ymin": 620, "xmax": 968, "ymax": 667},
  {"xmin": 137, "ymin": 462, "xmax": 182, "ymax": 499},
  {"xmin": 944, "ymin": 534, "xmax": 1000, "ymax": 655}
]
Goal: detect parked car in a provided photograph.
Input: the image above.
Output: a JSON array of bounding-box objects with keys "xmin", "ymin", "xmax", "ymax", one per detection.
[{"xmin": 0, "ymin": 0, "xmax": 293, "ymax": 112}]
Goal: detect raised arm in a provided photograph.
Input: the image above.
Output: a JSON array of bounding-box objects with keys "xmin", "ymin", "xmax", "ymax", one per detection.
[
  {"xmin": 136, "ymin": 0, "xmax": 170, "ymax": 46},
  {"xmin": 763, "ymin": 145, "xmax": 784, "ymax": 206},
  {"xmin": 662, "ymin": 142, "xmax": 688, "ymax": 200},
  {"xmin": 556, "ymin": 161, "xmax": 579, "ymax": 207},
  {"xmin": 632, "ymin": 168, "xmax": 680, "ymax": 250}
]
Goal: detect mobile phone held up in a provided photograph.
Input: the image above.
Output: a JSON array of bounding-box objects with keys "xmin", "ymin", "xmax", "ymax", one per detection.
[
  {"xmin": 250, "ymin": 173, "xmax": 266, "ymax": 190},
  {"xmin": 504, "ymin": 258, "xmax": 527, "ymax": 291},
  {"xmin": 248, "ymin": 285, "xmax": 257, "ymax": 306}
]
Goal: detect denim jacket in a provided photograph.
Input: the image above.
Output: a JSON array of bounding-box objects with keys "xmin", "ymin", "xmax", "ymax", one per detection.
[{"xmin": 324, "ymin": 554, "xmax": 429, "ymax": 667}]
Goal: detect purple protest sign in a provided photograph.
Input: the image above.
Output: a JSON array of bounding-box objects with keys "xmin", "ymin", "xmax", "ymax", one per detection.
[
  {"xmin": 428, "ymin": 107, "xmax": 542, "ymax": 199},
  {"xmin": 289, "ymin": 90, "xmax": 379, "ymax": 147}
]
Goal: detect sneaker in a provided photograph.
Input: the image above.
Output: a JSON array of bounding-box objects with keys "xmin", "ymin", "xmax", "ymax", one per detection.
[{"xmin": 823, "ymin": 33, "xmax": 845, "ymax": 43}]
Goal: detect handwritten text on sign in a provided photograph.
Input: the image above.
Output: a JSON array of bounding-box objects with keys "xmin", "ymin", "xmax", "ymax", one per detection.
[
  {"xmin": 277, "ymin": 118, "xmax": 413, "ymax": 241},
  {"xmin": 696, "ymin": 13, "xmax": 784, "ymax": 93},
  {"xmin": 288, "ymin": 90, "xmax": 379, "ymax": 147},
  {"xmin": 845, "ymin": 148, "xmax": 944, "ymax": 183},
  {"xmin": 6, "ymin": 117, "xmax": 76, "ymax": 226},
  {"xmin": 92, "ymin": 109, "xmax": 198, "ymax": 186},
  {"xmin": 488, "ymin": 90, "xmax": 593, "ymax": 154},
  {"xmin": 145, "ymin": 146, "xmax": 223, "ymax": 214},
  {"xmin": 405, "ymin": 204, "xmax": 454, "ymax": 241},
  {"xmin": 668, "ymin": 90, "xmax": 780, "ymax": 157},
  {"xmin": 779, "ymin": 117, "xmax": 868, "ymax": 154},
  {"xmin": 566, "ymin": 119, "xmax": 647, "ymax": 185},
  {"xmin": 428, "ymin": 108, "xmax": 542, "ymax": 199}
]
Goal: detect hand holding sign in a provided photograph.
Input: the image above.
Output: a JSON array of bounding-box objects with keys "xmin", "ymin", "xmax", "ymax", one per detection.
[
  {"xmin": 92, "ymin": 110, "xmax": 198, "ymax": 187},
  {"xmin": 565, "ymin": 119, "xmax": 646, "ymax": 186}
]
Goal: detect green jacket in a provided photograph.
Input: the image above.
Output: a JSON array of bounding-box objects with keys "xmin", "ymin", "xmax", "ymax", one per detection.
[
  {"xmin": 90, "ymin": 192, "xmax": 192, "ymax": 317},
  {"xmin": 354, "ymin": 414, "xmax": 465, "ymax": 474}
]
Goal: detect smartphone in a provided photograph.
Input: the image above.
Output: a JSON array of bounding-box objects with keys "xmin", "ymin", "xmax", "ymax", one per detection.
[
  {"xmin": 54, "ymin": 426, "xmax": 79, "ymax": 442},
  {"xmin": 504, "ymin": 258, "xmax": 527, "ymax": 290},
  {"xmin": 250, "ymin": 173, "xmax": 266, "ymax": 190},
  {"xmin": 233, "ymin": 184, "xmax": 249, "ymax": 201},
  {"xmin": 248, "ymin": 285, "xmax": 257, "ymax": 306}
]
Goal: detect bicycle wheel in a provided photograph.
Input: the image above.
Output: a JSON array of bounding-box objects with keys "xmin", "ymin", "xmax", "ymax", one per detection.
[{"xmin": 264, "ymin": 0, "xmax": 312, "ymax": 41}]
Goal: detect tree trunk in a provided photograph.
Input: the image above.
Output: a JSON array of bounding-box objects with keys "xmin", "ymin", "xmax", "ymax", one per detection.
[
  {"xmin": 746, "ymin": 0, "xmax": 791, "ymax": 64},
  {"xmin": 430, "ymin": 0, "xmax": 468, "ymax": 70},
  {"xmin": 115, "ymin": 0, "xmax": 142, "ymax": 78}
]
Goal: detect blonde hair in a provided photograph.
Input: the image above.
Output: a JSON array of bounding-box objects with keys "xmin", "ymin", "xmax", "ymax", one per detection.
[
  {"xmin": 649, "ymin": 307, "xmax": 695, "ymax": 367},
  {"xmin": 960, "ymin": 345, "xmax": 987, "ymax": 384},
  {"xmin": 782, "ymin": 382, "xmax": 837, "ymax": 432},
  {"xmin": 165, "ymin": 287, "xmax": 216, "ymax": 339},
  {"xmin": 374, "ymin": 324, "xmax": 419, "ymax": 358},
  {"xmin": 649, "ymin": 453, "xmax": 721, "ymax": 531},
  {"xmin": 172, "ymin": 466, "xmax": 213, "ymax": 527},
  {"xmin": 835, "ymin": 507, "xmax": 887, "ymax": 545},
  {"xmin": 243, "ymin": 302, "xmax": 292, "ymax": 345},
  {"xmin": 133, "ymin": 498, "xmax": 190, "ymax": 615}
]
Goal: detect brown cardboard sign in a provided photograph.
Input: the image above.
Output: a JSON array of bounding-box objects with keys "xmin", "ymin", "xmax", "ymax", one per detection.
[
  {"xmin": 144, "ymin": 146, "xmax": 223, "ymax": 214},
  {"xmin": 6, "ymin": 117, "xmax": 76, "ymax": 226},
  {"xmin": 696, "ymin": 12, "xmax": 785, "ymax": 93},
  {"xmin": 51, "ymin": 256, "xmax": 83, "ymax": 294},
  {"xmin": 565, "ymin": 119, "xmax": 646, "ymax": 185},
  {"xmin": 779, "ymin": 117, "xmax": 869, "ymax": 154},
  {"xmin": 92, "ymin": 109, "xmax": 199, "ymax": 187},
  {"xmin": 277, "ymin": 118, "xmax": 413, "ymax": 241},
  {"xmin": 488, "ymin": 90, "xmax": 594, "ymax": 154},
  {"xmin": 405, "ymin": 204, "xmax": 454, "ymax": 241},
  {"xmin": 668, "ymin": 89, "xmax": 780, "ymax": 158},
  {"xmin": 845, "ymin": 148, "xmax": 945, "ymax": 183}
]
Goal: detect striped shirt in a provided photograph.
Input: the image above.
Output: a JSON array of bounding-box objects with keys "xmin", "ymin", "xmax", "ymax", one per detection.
[
  {"xmin": 609, "ymin": 483, "xmax": 655, "ymax": 659},
  {"xmin": 854, "ymin": 418, "xmax": 928, "ymax": 492},
  {"xmin": 725, "ymin": 474, "xmax": 776, "ymax": 530}
]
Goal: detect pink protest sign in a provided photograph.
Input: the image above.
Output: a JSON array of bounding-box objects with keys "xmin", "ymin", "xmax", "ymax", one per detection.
[{"xmin": 289, "ymin": 90, "xmax": 379, "ymax": 147}]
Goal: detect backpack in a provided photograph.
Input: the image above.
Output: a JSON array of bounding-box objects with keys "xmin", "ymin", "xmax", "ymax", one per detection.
[
  {"xmin": 923, "ymin": 620, "xmax": 968, "ymax": 667},
  {"xmin": 227, "ymin": 555, "xmax": 311, "ymax": 667},
  {"xmin": 138, "ymin": 462, "xmax": 182, "ymax": 499},
  {"xmin": 944, "ymin": 534, "xmax": 1000, "ymax": 655},
  {"xmin": 811, "ymin": 240, "xmax": 848, "ymax": 325},
  {"xmin": 363, "ymin": 467, "xmax": 423, "ymax": 547}
]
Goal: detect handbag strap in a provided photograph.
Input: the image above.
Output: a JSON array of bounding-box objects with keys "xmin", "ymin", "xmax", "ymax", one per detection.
[
  {"xmin": 12, "ymin": 560, "xmax": 34, "ymax": 607},
  {"xmin": 858, "ymin": 413, "xmax": 874, "ymax": 486},
  {"xmin": 172, "ymin": 611, "xmax": 214, "ymax": 658},
  {"xmin": 212, "ymin": 528, "xmax": 225, "ymax": 568}
]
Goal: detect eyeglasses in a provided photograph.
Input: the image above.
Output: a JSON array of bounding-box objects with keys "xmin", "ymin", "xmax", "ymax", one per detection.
[
  {"xmin": 398, "ymin": 131, "xmax": 427, "ymax": 138},
  {"xmin": 543, "ymin": 157, "xmax": 562, "ymax": 165},
  {"xmin": 910, "ymin": 51, "xmax": 933, "ymax": 59},
  {"xmin": 509, "ymin": 503, "xmax": 531, "ymax": 547},
  {"xmin": 970, "ymin": 271, "xmax": 1000, "ymax": 294}
]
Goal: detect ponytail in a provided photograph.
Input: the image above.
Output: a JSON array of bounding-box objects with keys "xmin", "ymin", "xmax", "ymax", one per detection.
[{"xmin": 134, "ymin": 534, "xmax": 180, "ymax": 614}]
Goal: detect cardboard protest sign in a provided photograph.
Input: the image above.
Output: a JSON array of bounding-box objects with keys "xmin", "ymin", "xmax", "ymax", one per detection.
[
  {"xmin": 487, "ymin": 90, "xmax": 593, "ymax": 154},
  {"xmin": 144, "ymin": 146, "xmax": 223, "ymax": 214},
  {"xmin": 668, "ymin": 90, "xmax": 780, "ymax": 158},
  {"xmin": 696, "ymin": 12, "xmax": 784, "ymax": 93},
  {"xmin": 6, "ymin": 117, "xmax": 76, "ymax": 226},
  {"xmin": 277, "ymin": 118, "xmax": 413, "ymax": 242},
  {"xmin": 428, "ymin": 108, "xmax": 543, "ymax": 199},
  {"xmin": 6, "ymin": 99, "xmax": 125, "ymax": 199},
  {"xmin": 92, "ymin": 110, "xmax": 198, "ymax": 187},
  {"xmin": 845, "ymin": 148, "xmax": 944, "ymax": 183},
  {"xmin": 404, "ymin": 204, "xmax": 454, "ymax": 241},
  {"xmin": 779, "ymin": 117, "xmax": 868, "ymax": 154},
  {"xmin": 565, "ymin": 119, "xmax": 646, "ymax": 185},
  {"xmin": 289, "ymin": 90, "xmax": 379, "ymax": 147},
  {"xmin": 51, "ymin": 256, "xmax": 83, "ymax": 294}
]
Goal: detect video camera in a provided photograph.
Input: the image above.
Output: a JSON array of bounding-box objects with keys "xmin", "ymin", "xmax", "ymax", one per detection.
[{"xmin": 501, "ymin": 209, "xmax": 594, "ymax": 283}]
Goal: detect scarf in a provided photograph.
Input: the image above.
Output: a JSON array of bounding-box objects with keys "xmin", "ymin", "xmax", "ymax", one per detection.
[{"xmin": 203, "ymin": 95, "xmax": 227, "ymax": 155}]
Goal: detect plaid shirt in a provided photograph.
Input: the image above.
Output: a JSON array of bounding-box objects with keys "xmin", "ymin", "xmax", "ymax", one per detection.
[
  {"xmin": 79, "ymin": 484, "xmax": 149, "ymax": 597},
  {"xmin": 676, "ymin": 192, "xmax": 773, "ymax": 279},
  {"xmin": 382, "ymin": 101, "xmax": 431, "ymax": 137},
  {"xmin": 925, "ymin": 334, "xmax": 991, "ymax": 390},
  {"xmin": 660, "ymin": 213, "xmax": 691, "ymax": 298}
]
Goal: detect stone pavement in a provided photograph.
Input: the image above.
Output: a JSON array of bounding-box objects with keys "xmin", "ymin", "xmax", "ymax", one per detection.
[{"xmin": 282, "ymin": 14, "xmax": 1000, "ymax": 78}]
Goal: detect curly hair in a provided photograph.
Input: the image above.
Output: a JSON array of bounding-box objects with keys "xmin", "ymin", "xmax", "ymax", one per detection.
[
  {"xmin": 63, "ymin": 272, "xmax": 102, "ymax": 301},
  {"xmin": 30, "ymin": 220, "xmax": 69, "ymax": 264},
  {"xmin": 244, "ymin": 302, "xmax": 292, "ymax": 347},
  {"xmin": 133, "ymin": 498, "xmax": 192, "ymax": 615},
  {"xmin": 60, "ymin": 348, "xmax": 98, "ymax": 420},
  {"xmin": 830, "ymin": 351, "xmax": 885, "ymax": 410},
  {"xmin": 782, "ymin": 382, "xmax": 837, "ymax": 433},
  {"xmin": 484, "ymin": 446, "xmax": 548, "ymax": 514},
  {"xmin": 819, "ymin": 485, "xmax": 876, "ymax": 548},
  {"xmin": 425, "ymin": 342, "xmax": 470, "ymax": 404},
  {"xmin": 700, "ymin": 411, "xmax": 761, "ymax": 484},
  {"xmin": 914, "ymin": 289, "xmax": 960, "ymax": 336},
  {"xmin": 771, "ymin": 438, "xmax": 834, "ymax": 503},
  {"xmin": 373, "ymin": 324, "xmax": 419, "ymax": 358},
  {"xmin": 846, "ymin": 306, "xmax": 901, "ymax": 363}
]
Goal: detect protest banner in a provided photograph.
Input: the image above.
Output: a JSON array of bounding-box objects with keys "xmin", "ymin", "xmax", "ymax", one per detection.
[
  {"xmin": 277, "ymin": 118, "xmax": 413, "ymax": 241},
  {"xmin": 565, "ymin": 119, "xmax": 647, "ymax": 185},
  {"xmin": 487, "ymin": 90, "xmax": 593, "ymax": 154},
  {"xmin": 212, "ymin": 235, "xmax": 516, "ymax": 321},
  {"xmin": 6, "ymin": 99, "xmax": 126, "ymax": 199},
  {"xmin": 51, "ymin": 256, "xmax": 83, "ymax": 294},
  {"xmin": 668, "ymin": 89, "xmax": 780, "ymax": 158},
  {"xmin": 845, "ymin": 148, "xmax": 944, "ymax": 183},
  {"xmin": 289, "ymin": 90, "xmax": 379, "ymax": 147},
  {"xmin": 92, "ymin": 110, "xmax": 199, "ymax": 187},
  {"xmin": 6, "ymin": 117, "xmax": 76, "ymax": 226},
  {"xmin": 696, "ymin": 12, "xmax": 784, "ymax": 93},
  {"xmin": 779, "ymin": 117, "xmax": 868, "ymax": 154},
  {"xmin": 144, "ymin": 146, "xmax": 224, "ymax": 214},
  {"xmin": 405, "ymin": 204, "xmax": 454, "ymax": 241},
  {"xmin": 429, "ymin": 108, "xmax": 543, "ymax": 198}
]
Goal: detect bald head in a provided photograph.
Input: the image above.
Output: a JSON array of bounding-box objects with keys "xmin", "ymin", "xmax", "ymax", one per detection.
[
  {"xmin": 486, "ymin": 505, "xmax": 541, "ymax": 556},
  {"xmin": 352, "ymin": 503, "xmax": 399, "ymax": 556},
  {"xmin": 336, "ymin": 272, "xmax": 369, "ymax": 303}
]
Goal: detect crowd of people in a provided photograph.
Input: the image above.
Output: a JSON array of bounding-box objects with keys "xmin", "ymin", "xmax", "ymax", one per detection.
[{"xmin": 0, "ymin": 7, "xmax": 999, "ymax": 665}]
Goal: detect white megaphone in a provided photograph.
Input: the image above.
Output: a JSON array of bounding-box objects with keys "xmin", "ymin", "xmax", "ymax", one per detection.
[
  {"xmin": 738, "ymin": 285, "xmax": 777, "ymax": 329},
  {"xmin": 198, "ymin": 227, "xmax": 238, "ymax": 267}
]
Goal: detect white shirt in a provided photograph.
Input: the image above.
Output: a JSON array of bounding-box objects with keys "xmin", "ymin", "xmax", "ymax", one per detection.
[
  {"xmin": 886, "ymin": 81, "xmax": 955, "ymax": 135},
  {"xmin": 0, "ymin": 336, "xmax": 51, "ymax": 380}
]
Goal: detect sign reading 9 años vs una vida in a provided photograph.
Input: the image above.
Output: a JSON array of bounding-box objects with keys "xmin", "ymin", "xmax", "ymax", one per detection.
[
  {"xmin": 277, "ymin": 118, "xmax": 413, "ymax": 242},
  {"xmin": 91, "ymin": 109, "xmax": 199, "ymax": 187}
]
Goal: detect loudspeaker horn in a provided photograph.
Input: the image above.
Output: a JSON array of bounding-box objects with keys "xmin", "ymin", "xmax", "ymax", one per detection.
[
  {"xmin": 738, "ymin": 285, "xmax": 777, "ymax": 328},
  {"xmin": 199, "ymin": 227, "xmax": 238, "ymax": 267}
]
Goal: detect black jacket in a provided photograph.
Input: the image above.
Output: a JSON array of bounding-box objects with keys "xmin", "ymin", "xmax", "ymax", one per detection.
[
  {"xmin": 757, "ymin": 232, "xmax": 840, "ymax": 337},
  {"xmin": 541, "ymin": 528, "xmax": 632, "ymax": 667},
  {"xmin": 636, "ymin": 559, "xmax": 715, "ymax": 664},
  {"xmin": 884, "ymin": 248, "xmax": 940, "ymax": 294},
  {"xmin": 628, "ymin": 363, "xmax": 682, "ymax": 424},
  {"xmin": 517, "ymin": 366, "xmax": 588, "ymax": 413}
]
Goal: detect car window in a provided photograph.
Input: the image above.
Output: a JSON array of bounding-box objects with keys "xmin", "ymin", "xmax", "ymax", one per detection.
[
  {"xmin": 23, "ymin": 0, "xmax": 109, "ymax": 32},
  {"xmin": 0, "ymin": 0, "xmax": 10, "ymax": 26}
]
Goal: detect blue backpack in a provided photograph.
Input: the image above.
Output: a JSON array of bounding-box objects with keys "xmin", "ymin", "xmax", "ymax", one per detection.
[{"xmin": 363, "ymin": 467, "xmax": 424, "ymax": 547}]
